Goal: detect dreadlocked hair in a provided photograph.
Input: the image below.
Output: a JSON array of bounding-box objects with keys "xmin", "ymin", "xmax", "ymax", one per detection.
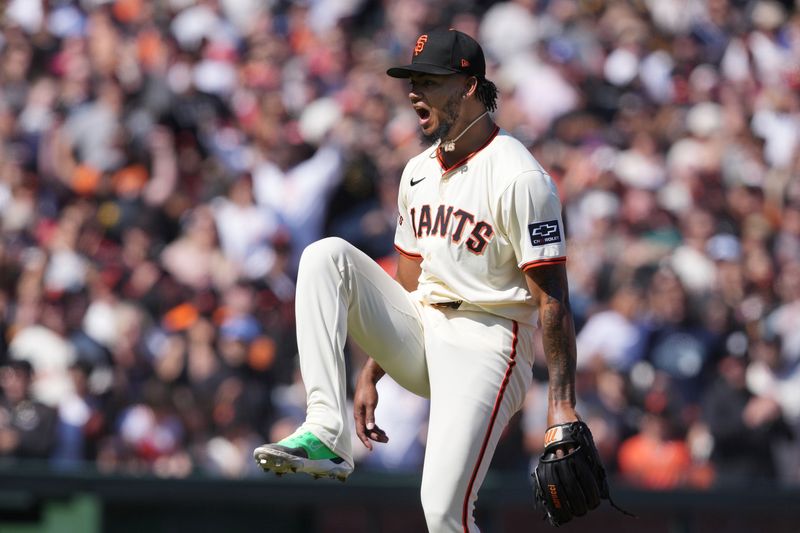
[{"xmin": 476, "ymin": 77, "xmax": 498, "ymax": 113}]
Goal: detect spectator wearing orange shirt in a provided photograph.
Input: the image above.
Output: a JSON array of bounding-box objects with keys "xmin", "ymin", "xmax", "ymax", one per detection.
[{"xmin": 617, "ymin": 389, "xmax": 711, "ymax": 490}]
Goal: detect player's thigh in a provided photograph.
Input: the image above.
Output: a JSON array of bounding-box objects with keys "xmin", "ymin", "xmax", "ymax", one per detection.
[
  {"xmin": 420, "ymin": 310, "xmax": 533, "ymax": 512},
  {"xmin": 338, "ymin": 244, "xmax": 428, "ymax": 397}
]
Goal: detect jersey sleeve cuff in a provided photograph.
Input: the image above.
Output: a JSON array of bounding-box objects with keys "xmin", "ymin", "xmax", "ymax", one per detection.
[
  {"xmin": 394, "ymin": 244, "xmax": 422, "ymax": 259},
  {"xmin": 520, "ymin": 257, "xmax": 567, "ymax": 271}
]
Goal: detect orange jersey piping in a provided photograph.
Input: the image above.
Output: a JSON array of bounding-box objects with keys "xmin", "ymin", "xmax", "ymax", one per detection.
[
  {"xmin": 521, "ymin": 257, "xmax": 567, "ymax": 271},
  {"xmin": 437, "ymin": 126, "xmax": 500, "ymax": 174},
  {"xmin": 394, "ymin": 244, "xmax": 422, "ymax": 259}
]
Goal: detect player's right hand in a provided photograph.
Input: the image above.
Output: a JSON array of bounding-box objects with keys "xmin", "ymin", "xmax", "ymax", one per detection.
[{"xmin": 354, "ymin": 371, "xmax": 389, "ymax": 450}]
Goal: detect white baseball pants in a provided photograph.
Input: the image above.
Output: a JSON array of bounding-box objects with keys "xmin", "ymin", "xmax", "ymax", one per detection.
[{"xmin": 294, "ymin": 238, "xmax": 535, "ymax": 533}]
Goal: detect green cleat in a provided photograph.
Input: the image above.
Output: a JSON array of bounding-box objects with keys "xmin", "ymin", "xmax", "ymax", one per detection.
[{"xmin": 253, "ymin": 431, "xmax": 353, "ymax": 482}]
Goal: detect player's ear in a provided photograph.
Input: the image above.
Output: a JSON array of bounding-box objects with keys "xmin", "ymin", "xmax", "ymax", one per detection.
[{"xmin": 463, "ymin": 76, "xmax": 479, "ymax": 98}]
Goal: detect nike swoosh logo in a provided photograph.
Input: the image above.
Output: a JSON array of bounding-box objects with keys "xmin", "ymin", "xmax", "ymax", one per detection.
[{"xmin": 410, "ymin": 176, "xmax": 427, "ymax": 186}]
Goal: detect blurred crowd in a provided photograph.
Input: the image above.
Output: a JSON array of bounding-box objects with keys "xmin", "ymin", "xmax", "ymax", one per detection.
[{"xmin": 0, "ymin": 0, "xmax": 798, "ymax": 489}]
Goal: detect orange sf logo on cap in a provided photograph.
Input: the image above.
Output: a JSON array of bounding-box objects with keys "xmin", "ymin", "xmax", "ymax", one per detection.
[{"xmin": 414, "ymin": 35, "xmax": 428, "ymax": 56}]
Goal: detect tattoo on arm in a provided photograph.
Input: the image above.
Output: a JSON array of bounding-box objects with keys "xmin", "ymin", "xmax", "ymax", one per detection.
[{"xmin": 529, "ymin": 267, "xmax": 577, "ymax": 406}]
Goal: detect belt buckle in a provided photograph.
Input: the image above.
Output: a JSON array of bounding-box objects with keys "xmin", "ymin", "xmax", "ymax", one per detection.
[{"xmin": 433, "ymin": 300, "xmax": 462, "ymax": 310}]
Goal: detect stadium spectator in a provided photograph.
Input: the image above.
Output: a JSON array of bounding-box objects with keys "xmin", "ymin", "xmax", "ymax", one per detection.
[
  {"xmin": 0, "ymin": 360, "xmax": 58, "ymax": 460},
  {"xmin": 702, "ymin": 337, "xmax": 791, "ymax": 486},
  {"xmin": 745, "ymin": 331, "xmax": 800, "ymax": 484},
  {"xmin": 53, "ymin": 360, "xmax": 106, "ymax": 469},
  {"xmin": 617, "ymin": 383, "xmax": 713, "ymax": 490}
]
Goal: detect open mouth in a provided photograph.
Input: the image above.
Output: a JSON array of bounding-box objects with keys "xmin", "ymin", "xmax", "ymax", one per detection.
[{"xmin": 414, "ymin": 106, "xmax": 431, "ymax": 125}]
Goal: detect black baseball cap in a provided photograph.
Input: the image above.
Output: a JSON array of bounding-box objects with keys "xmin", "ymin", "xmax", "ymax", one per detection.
[{"xmin": 387, "ymin": 28, "xmax": 486, "ymax": 79}]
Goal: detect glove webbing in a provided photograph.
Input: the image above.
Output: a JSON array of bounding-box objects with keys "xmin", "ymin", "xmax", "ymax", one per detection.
[{"xmin": 535, "ymin": 421, "xmax": 636, "ymax": 524}]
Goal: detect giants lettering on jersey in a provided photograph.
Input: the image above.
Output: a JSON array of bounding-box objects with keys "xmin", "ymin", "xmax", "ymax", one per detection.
[{"xmin": 410, "ymin": 204, "xmax": 494, "ymax": 255}]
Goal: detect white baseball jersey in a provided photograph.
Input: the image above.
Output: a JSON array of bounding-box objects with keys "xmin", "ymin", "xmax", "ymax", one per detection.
[{"xmin": 394, "ymin": 128, "xmax": 567, "ymax": 325}]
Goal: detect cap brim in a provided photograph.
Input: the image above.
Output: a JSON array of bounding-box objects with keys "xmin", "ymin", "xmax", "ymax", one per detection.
[{"xmin": 386, "ymin": 63, "xmax": 461, "ymax": 78}]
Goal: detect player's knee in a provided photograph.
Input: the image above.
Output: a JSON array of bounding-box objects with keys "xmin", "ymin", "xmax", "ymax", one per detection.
[{"xmin": 299, "ymin": 237, "xmax": 351, "ymax": 268}]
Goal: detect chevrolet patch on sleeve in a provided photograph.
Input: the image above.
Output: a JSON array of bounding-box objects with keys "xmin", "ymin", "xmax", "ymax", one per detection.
[{"xmin": 528, "ymin": 221, "xmax": 561, "ymax": 246}]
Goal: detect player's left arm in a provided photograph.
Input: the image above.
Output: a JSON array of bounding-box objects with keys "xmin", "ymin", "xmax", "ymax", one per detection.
[
  {"xmin": 499, "ymin": 168, "xmax": 576, "ymax": 428},
  {"xmin": 527, "ymin": 264, "xmax": 634, "ymax": 524},
  {"xmin": 525, "ymin": 263, "xmax": 579, "ymax": 430}
]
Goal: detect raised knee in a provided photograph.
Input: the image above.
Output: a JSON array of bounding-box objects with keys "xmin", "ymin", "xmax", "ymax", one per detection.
[{"xmin": 299, "ymin": 237, "xmax": 351, "ymax": 267}]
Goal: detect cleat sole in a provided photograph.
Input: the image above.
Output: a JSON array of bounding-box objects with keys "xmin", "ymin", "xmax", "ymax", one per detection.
[{"xmin": 253, "ymin": 445, "xmax": 352, "ymax": 481}]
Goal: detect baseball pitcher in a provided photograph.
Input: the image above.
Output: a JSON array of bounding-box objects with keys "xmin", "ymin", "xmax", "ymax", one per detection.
[{"xmin": 255, "ymin": 28, "xmax": 616, "ymax": 532}]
